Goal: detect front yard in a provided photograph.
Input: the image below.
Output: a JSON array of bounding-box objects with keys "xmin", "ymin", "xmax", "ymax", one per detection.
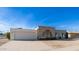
[
  {"xmin": 0, "ymin": 39, "xmax": 9, "ymax": 46},
  {"xmin": 0, "ymin": 38, "xmax": 79, "ymax": 51}
]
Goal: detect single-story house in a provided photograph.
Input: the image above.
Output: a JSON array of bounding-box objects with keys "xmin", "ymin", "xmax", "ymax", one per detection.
[{"xmin": 10, "ymin": 26, "xmax": 68, "ymax": 40}]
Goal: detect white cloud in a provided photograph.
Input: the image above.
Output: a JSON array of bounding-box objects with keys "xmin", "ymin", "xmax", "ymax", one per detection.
[
  {"xmin": 58, "ymin": 25, "xmax": 67, "ymax": 28},
  {"xmin": 0, "ymin": 21, "xmax": 10, "ymax": 32},
  {"xmin": 0, "ymin": 8, "xmax": 36, "ymax": 32}
]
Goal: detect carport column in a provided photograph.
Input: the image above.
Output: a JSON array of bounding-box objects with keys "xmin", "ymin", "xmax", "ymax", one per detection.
[{"xmin": 10, "ymin": 28, "xmax": 15, "ymax": 40}]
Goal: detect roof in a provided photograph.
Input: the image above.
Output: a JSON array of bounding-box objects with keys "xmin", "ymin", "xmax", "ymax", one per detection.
[
  {"xmin": 38, "ymin": 26, "xmax": 55, "ymax": 29},
  {"xmin": 10, "ymin": 28, "xmax": 37, "ymax": 32},
  {"xmin": 68, "ymin": 32, "xmax": 79, "ymax": 34}
]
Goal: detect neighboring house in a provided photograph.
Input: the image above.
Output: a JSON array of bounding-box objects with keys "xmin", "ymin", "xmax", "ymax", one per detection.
[
  {"xmin": 10, "ymin": 26, "xmax": 68, "ymax": 40},
  {"xmin": 68, "ymin": 32, "xmax": 79, "ymax": 39},
  {"xmin": 0, "ymin": 32, "xmax": 5, "ymax": 39}
]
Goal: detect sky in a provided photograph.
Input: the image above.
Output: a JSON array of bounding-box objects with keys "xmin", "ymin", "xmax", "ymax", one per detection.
[{"xmin": 0, "ymin": 7, "xmax": 79, "ymax": 32}]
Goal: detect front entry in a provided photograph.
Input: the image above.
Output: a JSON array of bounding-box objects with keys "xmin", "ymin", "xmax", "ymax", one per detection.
[
  {"xmin": 39, "ymin": 30, "xmax": 53, "ymax": 40},
  {"xmin": 37, "ymin": 26, "xmax": 55, "ymax": 40},
  {"xmin": 43, "ymin": 30, "xmax": 52, "ymax": 38}
]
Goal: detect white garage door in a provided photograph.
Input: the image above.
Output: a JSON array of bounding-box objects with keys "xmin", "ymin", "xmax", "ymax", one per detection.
[{"xmin": 14, "ymin": 32, "xmax": 37, "ymax": 40}]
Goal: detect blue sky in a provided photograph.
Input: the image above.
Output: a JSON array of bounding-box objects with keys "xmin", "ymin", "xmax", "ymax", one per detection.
[{"xmin": 0, "ymin": 7, "xmax": 79, "ymax": 32}]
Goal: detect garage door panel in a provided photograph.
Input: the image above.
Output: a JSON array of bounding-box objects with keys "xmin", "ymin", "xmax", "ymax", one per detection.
[{"xmin": 14, "ymin": 32, "xmax": 37, "ymax": 40}]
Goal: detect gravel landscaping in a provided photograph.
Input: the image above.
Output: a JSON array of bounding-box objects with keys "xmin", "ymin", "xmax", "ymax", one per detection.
[
  {"xmin": 0, "ymin": 39, "xmax": 9, "ymax": 46},
  {"xmin": 0, "ymin": 38, "xmax": 79, "ymax": 51}
]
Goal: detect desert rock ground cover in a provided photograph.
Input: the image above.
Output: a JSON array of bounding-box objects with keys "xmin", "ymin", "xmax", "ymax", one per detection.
[
  {"xmin": 0, "ymin": 38, "xmax": 79, "ymax": 51},
  {"xmin": 0, "ymin": 39, "xmax": 9, "ymax": 46}
]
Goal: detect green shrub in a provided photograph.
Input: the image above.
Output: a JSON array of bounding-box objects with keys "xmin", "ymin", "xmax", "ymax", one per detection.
[{"xmin": 6, "ymin": 32, "xmax": 10, "ymax": 39}]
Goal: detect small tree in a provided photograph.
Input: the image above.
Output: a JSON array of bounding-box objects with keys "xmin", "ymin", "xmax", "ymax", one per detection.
[{"xmin": 6, "ymin": 32, "xmax": 10, "ymax": 39}]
